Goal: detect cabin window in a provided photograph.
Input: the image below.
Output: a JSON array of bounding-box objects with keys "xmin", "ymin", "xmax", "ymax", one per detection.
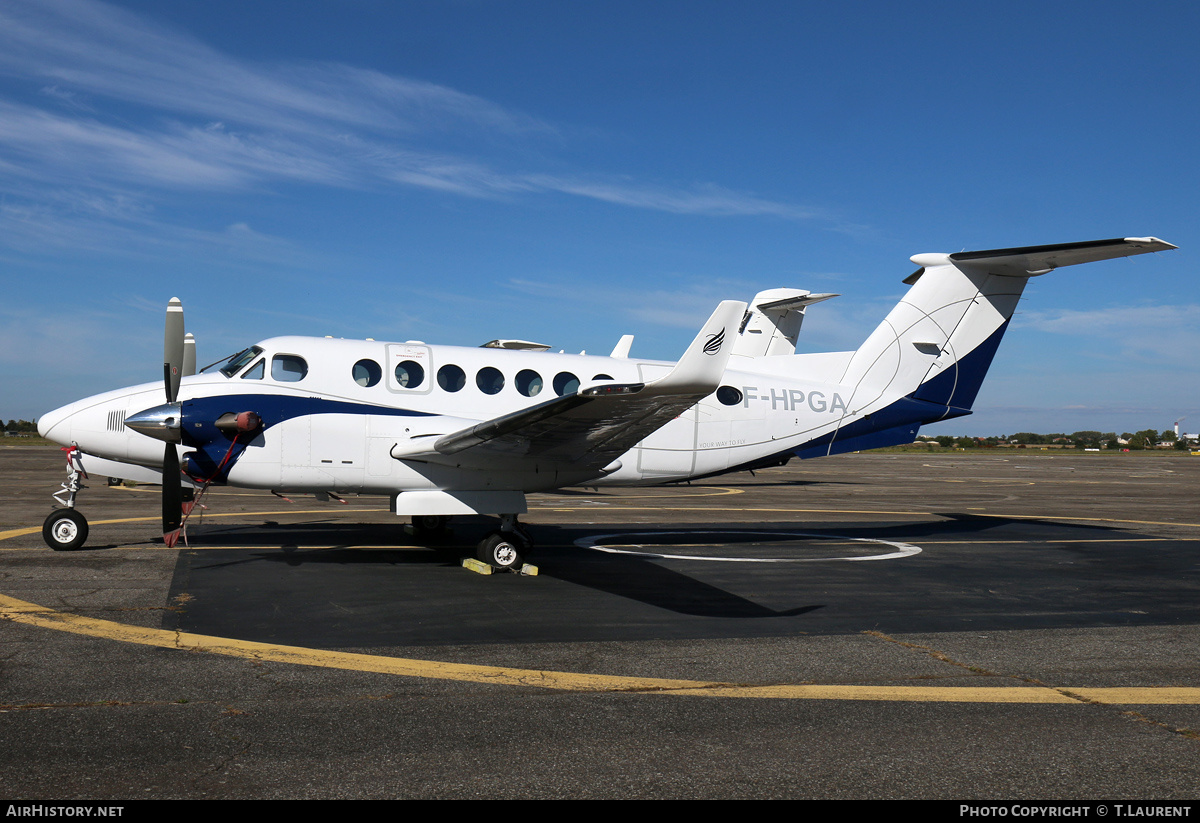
[
  {"xmin": 592, "ymin": 373, "xmax": 613, "ymax": 381},
  {"xmin": 438, "ymin": 364, "xmax": 466, "ymax": 392},
  {"xmin": 477, "ymin": 366, "xmax": 505, "ymax": 395},
  {"xmin": 395, "ymin": 360, "xmax": 425, "ymax": 389},
  {"xmin": 240, "ymin": 359, "xmax": 265, "ymax": 380},
  {"xmin": 272, "ymin": 354, "xmax": 308, "ymax": 382},
  {"xmin": 716, "ymin": 386, "xmax": 743, "ymax": 406},
  {"xmin": 516, "ymin": 369, "xmax": 543, "ymax": 397},
  {"xmin": 553, "ymin": 372, "xmax": 580, "ymax": 396},
  {"xmin": 353, "ymin": 359, "xmax": 382, "ymax": 388}
]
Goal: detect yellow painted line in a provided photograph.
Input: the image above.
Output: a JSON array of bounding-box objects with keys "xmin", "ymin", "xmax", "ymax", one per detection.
[
  {"xmin": 5, "ymin": 504, "xmax": 1197, "ymax": 551},
  {"xmin": 1070, "ymin": 688, "xmax": 1200, "ymax": 704},
  {"xmin": 0, "ymin": 526, "xmax": 44, "ymax": 541},
  {"xmin": 531, "ymin": 507, "xmax": 1200, "ymax": 530},
  {"xmin": 0, "ymin": 508, "xmax": 387, "ymax": 544},
  {"xmin": 694, "ymin": 685, "xmax": 1078, "ymax": 702},
  {"xmin": 0, "ymin": 593, "xmax": 710, "ymax": 692},
  {"xmin": 2, "ymin": 593, "xmax": 1198, "ymax": 703},
  {"xmin": 547, "ymin": 486, "xmax": 745, "ymax": 499}
]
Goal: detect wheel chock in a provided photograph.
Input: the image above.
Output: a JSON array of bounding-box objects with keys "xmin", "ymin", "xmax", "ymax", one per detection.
[
  {"xmin": 461, "ymin": 557, "xmax": 493, "ymax": 575},
  {"xmin": 461, "ymin": 558, "xmax": 539, "ymax": 576}
]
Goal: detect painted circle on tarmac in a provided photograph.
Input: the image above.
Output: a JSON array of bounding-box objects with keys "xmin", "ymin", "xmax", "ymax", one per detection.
[{"xmin": 574, "ymin": 530, "xmax": 922, "ymax": 563}]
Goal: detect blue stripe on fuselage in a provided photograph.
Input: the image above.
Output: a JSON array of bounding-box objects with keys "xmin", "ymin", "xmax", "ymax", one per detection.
[{"xmin": 179, "ymin": 393, "xmax": 432, "ymax": 482}]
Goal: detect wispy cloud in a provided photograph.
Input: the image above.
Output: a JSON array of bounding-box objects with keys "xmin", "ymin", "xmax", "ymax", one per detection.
[
  {"xmin": 0, "ymin": 189, "xmax": 309, "ymax": 268},
  {"xmin": 1018, "ymin": 304, "xmax": 1200, "ymax": 367},
  {"xmin": 0, "ymin": 0, "xmax": 549, "ymax": 138},
  {"xmin": 0, "ymin": 0, "xmax": 821, "ymax": 235}
]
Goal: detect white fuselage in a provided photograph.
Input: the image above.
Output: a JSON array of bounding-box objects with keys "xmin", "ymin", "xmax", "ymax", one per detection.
[{"xmin": 39, "ymin": 335, "xmax": 858, "ymax": 495}]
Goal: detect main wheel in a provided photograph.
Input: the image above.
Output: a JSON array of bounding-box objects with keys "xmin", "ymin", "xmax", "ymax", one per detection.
[
  {"xmin": 43, "ymin": 509, "xmax": 88, "ymax": 551},
  {"xmin": 476, "ymin": 531, "xmax": 525, "ymax": 570},
  {"xmin": 413, "ymin": 514, "xmax": 449, "ymax": 534}
]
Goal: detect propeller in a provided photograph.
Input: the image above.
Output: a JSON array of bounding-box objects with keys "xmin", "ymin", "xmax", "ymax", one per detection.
[
  {"xmin": 161, "ymin": 297, "xmax": 186, "ymax": 547},
  {"xmin": 183, "ymin": 333, "xmax": 196, "ymax": 378},
  {"xmin": 126, "ymin": 299, "xmax": 259, "ymax": 547}
]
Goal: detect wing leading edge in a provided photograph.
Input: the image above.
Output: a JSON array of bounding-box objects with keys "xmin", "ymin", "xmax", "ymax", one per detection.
[{"xmin": 392, "ymin": 300, "xmax": 747, "ymax": 474}]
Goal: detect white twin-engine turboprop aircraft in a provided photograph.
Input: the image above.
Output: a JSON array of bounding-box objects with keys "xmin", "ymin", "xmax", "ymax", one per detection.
[{"xmin": 38, "ymin": 237, "xmax": 1175, "ymax": 568}]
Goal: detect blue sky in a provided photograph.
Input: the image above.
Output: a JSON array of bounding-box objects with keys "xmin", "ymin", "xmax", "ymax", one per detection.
[{"xmin": 1, "ymin": 0, "xmax": 1196, "ymax": 436}]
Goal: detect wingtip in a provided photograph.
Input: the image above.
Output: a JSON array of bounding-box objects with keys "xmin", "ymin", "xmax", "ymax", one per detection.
[{"xmin": 1124, "ymin": 236, "xmax": 1177, "ymax": 250}]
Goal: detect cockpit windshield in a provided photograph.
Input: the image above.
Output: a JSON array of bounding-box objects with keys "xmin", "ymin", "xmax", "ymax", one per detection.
[{"xmin": 203, "ymin": 346, "xmax": 265, "ymax": 378}]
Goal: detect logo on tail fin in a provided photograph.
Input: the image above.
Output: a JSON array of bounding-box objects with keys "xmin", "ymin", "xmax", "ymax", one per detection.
[{"xmin": 703, "ymin": 328, "xmax": 726, "ymax": 355}]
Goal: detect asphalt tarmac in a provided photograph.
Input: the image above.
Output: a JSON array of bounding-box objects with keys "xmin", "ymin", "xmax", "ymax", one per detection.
[{"xmin": 2, "ymin": 443, "xmax": 1199, "ymax": 799}]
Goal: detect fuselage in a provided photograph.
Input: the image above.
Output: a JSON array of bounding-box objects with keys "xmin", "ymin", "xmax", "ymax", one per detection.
[{"xmin": 39, "ymin": 334, "xmax": 865, "ymax": 495}]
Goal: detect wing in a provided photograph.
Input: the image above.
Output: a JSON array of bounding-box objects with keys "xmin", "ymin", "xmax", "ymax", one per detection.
[{"xmin": 390, "ymin": 300, "xmax": 747, "ymax": 474}]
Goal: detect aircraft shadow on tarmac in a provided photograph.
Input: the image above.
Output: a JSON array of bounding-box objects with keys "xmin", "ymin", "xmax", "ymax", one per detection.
[{"xmin": 162, "ymin": 514, "xmax": 1200, "ymax": 647}]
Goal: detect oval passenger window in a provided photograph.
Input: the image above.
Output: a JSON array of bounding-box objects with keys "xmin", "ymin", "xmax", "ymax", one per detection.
[
  {"xmin": 395, "ymin": 360, "xmax": 425, "ymax": 389},
  {"xmin": 353, "ymin": 359, "xmax": 382, "ymax": 387},
  {"xmin": 438, "ymin": 364, "xmax": 466, "ymax": 392}
]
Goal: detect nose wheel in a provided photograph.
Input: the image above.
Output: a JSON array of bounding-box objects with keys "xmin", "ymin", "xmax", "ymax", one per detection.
[{"xmin": 43, "ymin": 509, "xmax": 89, "ymax": 551}]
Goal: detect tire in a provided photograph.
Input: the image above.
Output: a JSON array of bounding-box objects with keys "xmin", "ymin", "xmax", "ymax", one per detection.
[
  {"xmin": 476, "ymin": 532, "xmax": 524, "ymax": 570},
  {"xmin": 413, "ymin": 515, "xmax": 447, "ymax": 533},
  {"xmin": 43, "ymin": 509, "xmax": 88, "ymax": 551}
]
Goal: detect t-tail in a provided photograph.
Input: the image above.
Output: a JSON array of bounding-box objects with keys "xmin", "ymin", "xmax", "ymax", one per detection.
[{"xmin": 792, "ymin": 237, "xmax": 1175, "ymax": 458}]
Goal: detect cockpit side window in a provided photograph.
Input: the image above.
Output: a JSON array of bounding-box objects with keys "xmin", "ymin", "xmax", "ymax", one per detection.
[
  {"xmin": 218, "ymin": 346, "xmax": 264, "ymax": 378},
  {"xmin": 271, "ymin": 354, "xmax": 308, "ymax": 382},
  {"xmin": 241, "ymin": 359, "xmax": 265, "ymax": 380}
]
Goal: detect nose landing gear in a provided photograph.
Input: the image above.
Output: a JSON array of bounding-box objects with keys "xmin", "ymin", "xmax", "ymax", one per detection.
[{"xmin": 44, "ymin": 447, "xmax": 89, "ymax": 551}]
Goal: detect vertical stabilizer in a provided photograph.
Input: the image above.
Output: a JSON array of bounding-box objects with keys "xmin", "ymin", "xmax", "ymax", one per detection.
[
  {"xmin": 837, "ymin": 237, "xmax": 1175, "ymax": 418},
  {"xmin": 838, "ymin": 259, "xmax": 1025, "ymax": 416}
]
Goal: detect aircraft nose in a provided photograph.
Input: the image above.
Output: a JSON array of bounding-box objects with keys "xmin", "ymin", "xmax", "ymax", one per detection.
[{"xmin": 38, "ymin": 400, "xmax": 77, "ymax": 444}]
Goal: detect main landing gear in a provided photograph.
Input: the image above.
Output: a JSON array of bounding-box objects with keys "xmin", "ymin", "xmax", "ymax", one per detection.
[
  {"xmin": 409, "ymin": 512, "xmax": 534, "ymax": 572},
  {"xmin": 475, "ymin": 514, "xmax": 533, "ymax": 571}
]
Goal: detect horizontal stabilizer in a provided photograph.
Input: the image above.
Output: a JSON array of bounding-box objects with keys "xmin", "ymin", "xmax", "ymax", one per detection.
[
  {"xmin": 757, "ymin": 292, "xmax": 838, "ymax": 311},
  {"xmin": 480, "ymin": 339, "xmax": 551, "ymax": 351},
  {"xmin": 734, "ymin": 289, "xmax": 837, "ymax": 358},
  {"xmin": 943, "ymin": 237, "xmax": 1175, "ymax": 277}
]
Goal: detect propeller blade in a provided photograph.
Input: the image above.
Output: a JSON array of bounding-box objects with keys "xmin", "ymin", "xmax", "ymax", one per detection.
[
  {"xmin": 182, "ymin": 333, "xmax": 196, "ymax": 377},
  {"xmin": 162, "ymin": 443, "xmax": 183, "ymax": 547},
  {"xmin": 164, "ymin": 297, "xmax": 185, "ymax": 403}
]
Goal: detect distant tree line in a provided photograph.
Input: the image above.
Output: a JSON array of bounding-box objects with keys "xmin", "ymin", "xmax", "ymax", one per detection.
[
  {"xmin": 5, "ymin": 419, "xmax": 38, "ymax": 433},
  {"xmin": 920, "ymin": 429, "xmax": 1191, "ymax": 451}
]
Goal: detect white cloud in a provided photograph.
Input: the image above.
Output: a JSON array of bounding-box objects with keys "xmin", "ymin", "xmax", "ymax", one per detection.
[
  {"xmin": 1018, "ymin": 303, "xmax": 1200, "ymax": 367},
  {"xmin": 0, "ymin": 0, "xmax": 821, "ymax": 228},
  {"xmin": 0, "ymin": 0, "xmax": 551, "ymax": 138}
]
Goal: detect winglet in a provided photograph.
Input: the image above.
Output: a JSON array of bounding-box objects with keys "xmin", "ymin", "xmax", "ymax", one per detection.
[{"xmin": 651, "ymin": 300, "xmax": 747, "ymax": 394}]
